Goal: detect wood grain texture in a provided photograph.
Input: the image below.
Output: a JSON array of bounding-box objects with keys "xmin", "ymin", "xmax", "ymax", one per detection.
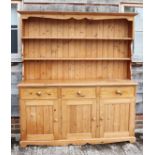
[
  {"xmin": 19, "ymin": 12, "xmax": 137, "ymax": 146},
  {"xmin": 22, "ymin": 17, "xmax": 133, "ymax": 81},
  {"xmin": 18, "ymin": 11, "xmax": 137, "ymax": 21},
  {"xmin": 62, "ymin": 99, "xmax": 96, "ymax": 139}
]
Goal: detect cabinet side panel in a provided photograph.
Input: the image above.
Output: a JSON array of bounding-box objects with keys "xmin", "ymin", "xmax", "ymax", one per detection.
[{"xmin": 20, "ymin": 99, "xmax": 27, "ymax": 140}]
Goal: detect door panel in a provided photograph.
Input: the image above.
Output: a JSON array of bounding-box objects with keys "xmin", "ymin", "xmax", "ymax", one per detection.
[
  {"xmin": 100, "ymin": 98, "xmax": 131, "ymax": 138},
  {"xmin": 62, "ymin": 99, "xmax": 96, "ymax": 139},
  {"xmin": 24, "ymin": 100, "xmax": 58, "ymax": 141}
]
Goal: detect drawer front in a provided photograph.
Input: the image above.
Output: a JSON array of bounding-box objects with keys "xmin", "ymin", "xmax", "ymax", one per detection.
[
  {"xmin": 62, "ymin": 87, "xmax": 96, "ymax": 99},
  {"xmin": 100, "ymin": 86, "xmax": 135, "ymax": 98},
  {"xmin": 20, "ymin": 88, "xmax": 58, "ymax": 99}
]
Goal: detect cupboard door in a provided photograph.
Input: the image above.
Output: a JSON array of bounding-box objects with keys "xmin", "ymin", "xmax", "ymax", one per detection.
[
  {"xmin": 21, "ymin": 100, "xmax": 59, "ymax": 141},
  {"xmin": 100, "ymin": 98, "xmax": 132, "ymax": 138},
  {"xmin": 62, "ymin": 99, "xmax": 97, "ymax": 139}
]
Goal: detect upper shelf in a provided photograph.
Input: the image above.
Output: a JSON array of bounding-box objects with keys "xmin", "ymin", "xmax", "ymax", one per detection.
[
  {"xmin": 22, "ymin": 37, "xmax": 133, "ymax": 41},
  {"xmin": 22, "ymin": 14, "xmax": 134, "ymax": 39}
]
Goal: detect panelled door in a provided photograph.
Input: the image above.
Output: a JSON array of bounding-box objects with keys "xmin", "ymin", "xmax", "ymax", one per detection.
[
  {"xmin": 21, "ymin": 100, "xmax": 59, "ymax": 141},
  {"xmin": 62, "ymin": 99, "xmax": 97, "ymax": 140},
  {"xmin": 99, "ymin": 98, "xmax": 132, "ymax": 138}
]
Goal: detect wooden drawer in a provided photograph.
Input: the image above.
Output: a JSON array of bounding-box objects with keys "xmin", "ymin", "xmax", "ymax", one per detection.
[
  {"xmin": 20, "ymin": 88, "xmax": 58, "ymax": 99},
  {"xmin": 62, "ymin": 87, "xmax": 96, "ymax": 99},
  {"xmin": 100, "ymin": 86, "xmax": 135, "ymax": 98}
]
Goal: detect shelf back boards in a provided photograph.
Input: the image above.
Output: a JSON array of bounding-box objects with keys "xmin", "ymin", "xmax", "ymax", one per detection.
[{"xmin": 21, "ymin": 12, "xmax": 135, "ymax": 81}]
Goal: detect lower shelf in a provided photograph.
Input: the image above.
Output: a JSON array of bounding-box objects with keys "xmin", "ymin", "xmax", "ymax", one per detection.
[{"xmin": 20, "ymin": 136, "xmax": 136, "ymax": 147}]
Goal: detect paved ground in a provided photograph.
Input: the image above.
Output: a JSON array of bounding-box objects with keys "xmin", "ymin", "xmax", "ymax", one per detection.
[{"xmin": 12, "ymin": 139, "xmax": 142, "ymax": 155}]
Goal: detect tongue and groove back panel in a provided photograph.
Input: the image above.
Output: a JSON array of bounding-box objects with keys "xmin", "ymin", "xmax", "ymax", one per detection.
[
  {"xmin": 24, "ymin": 61, "xmax": 129, "ymax": 80},
  {"xmin": 23, "ymin": 18, "xmax": 132, "ymax": 38},
  {"xmin": 22, "ymin": 17, "xmax": 132, "ymax": 80}
]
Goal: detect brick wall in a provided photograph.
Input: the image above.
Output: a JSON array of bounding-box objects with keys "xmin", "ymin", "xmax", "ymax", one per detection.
[
  {"xmin": 135, "ymin": 114, "xmax": 143, "ymax": 129},
  {"xmin": 11, "ymin": 117, "xmax": 20, "ymax": 134}
]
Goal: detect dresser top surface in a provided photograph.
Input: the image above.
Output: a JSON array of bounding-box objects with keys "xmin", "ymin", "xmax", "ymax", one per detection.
[{"xmin": 18, "ymin": 80, "xmax": 137, "ymax": 87}]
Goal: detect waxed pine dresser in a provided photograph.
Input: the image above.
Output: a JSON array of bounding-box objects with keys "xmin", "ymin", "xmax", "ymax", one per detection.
[{"xmin": 18, "ymin": 11, "xmax": 137, "ymax": 147}]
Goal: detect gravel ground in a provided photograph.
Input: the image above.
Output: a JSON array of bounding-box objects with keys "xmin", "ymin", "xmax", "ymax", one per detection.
[{"xmin": 11, "ymin": 136, "xmax": 143, "ymax": 155}]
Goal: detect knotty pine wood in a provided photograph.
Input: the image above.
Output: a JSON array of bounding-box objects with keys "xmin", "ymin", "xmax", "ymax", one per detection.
[
  {"xmin": 19, "ymin": 85, "xmax": 136, "ymax": 146},
  {"xmin": 20, "ymin": 87, "xmax": 58, "ymax": 99},
  {"xmin": 18, "ymin": 80, "xmax": 137, "ymax": 87},
  {"xmin": 22, "ymin": 18, "xmax": 132, "ymax": 38},
  {"xmin": 23, "ymin": 40, "xmax": 130, "ymax": 58},
  {"xmin": 99, "ymin": 98, "xmax": 131, "ymax": 138},
  {"xmin": 22, "ymin": 17, "xmax": 132, "ymax": 81},
  {"xmin": 62, "ymin": 99, "xmax": 97, "ymax": 139},
  {"xmin": 23, "ymin": 100, "xmax": 58, "ymax": 140},
  {"xmin": 24, "ymin": 61, "xmax": 129, "ymax": 80},
  {"xmin": 19, "ymin": 12, "xmax": 137, "ymax": 147}
]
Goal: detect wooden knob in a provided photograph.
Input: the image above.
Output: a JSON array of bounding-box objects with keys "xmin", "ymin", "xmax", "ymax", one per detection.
[
  {"xmin": 54, "ymin": 118, "xmax": 58, "ymax": 122},
  {"xmin": 47, "ymin": 92, "xmax": 52, "ymax": 95},
  {"xmin": 77, "ymin": 91, "xmax": 85, "ymax": 97},
  {"xmin": 115, "ymin": 90, "xmax": 122, "ymax": 95},
  {"xmin": 77, "ymin": 91, "xmax": 81, "ymax": 95},
  {"xmin": 30, "ymin": 113, "xmax": 35, "ymax": 117},
  {"xmin": 100, "ymin": 117, "xmax": 104, "ymax": 121},
  {"xmin": 92, "ymin": 117, "xmax": 96, "ymax": 121},
  {"xmin": 36, "ymin": 91, "xmax": 42, "ymax": 96}
]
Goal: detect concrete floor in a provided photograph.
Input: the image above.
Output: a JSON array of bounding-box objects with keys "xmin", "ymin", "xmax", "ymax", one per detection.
[{"xmin": 11, "ymin": 139, "xmax": 143, "ymax": 155}]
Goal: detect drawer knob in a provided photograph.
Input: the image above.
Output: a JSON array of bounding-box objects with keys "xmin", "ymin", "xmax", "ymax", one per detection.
[
  {"xmin": 77, "ymin": 91, "xmax": 85, "ymax": 97},
  {"xmin": 100, "ymin": 117, "xmax": 104, "ymax": 121},
  {"xmin": 92, "ymin": 117, "xmax": 96, "ymax": 121},
  {"xmin": 36, "ymin": 91, "xmax": 42, "ymax": 96},
  {"xmin": 115, "ymin": 90, "xmax": 123, "ymax": 95},
  {"xmin": 30, "ymin": 113, "xmax": 35, "ymax": 117},
  {"xmin": 54, "ymin": 118, "xmax": 58, "ymax": 122}
]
